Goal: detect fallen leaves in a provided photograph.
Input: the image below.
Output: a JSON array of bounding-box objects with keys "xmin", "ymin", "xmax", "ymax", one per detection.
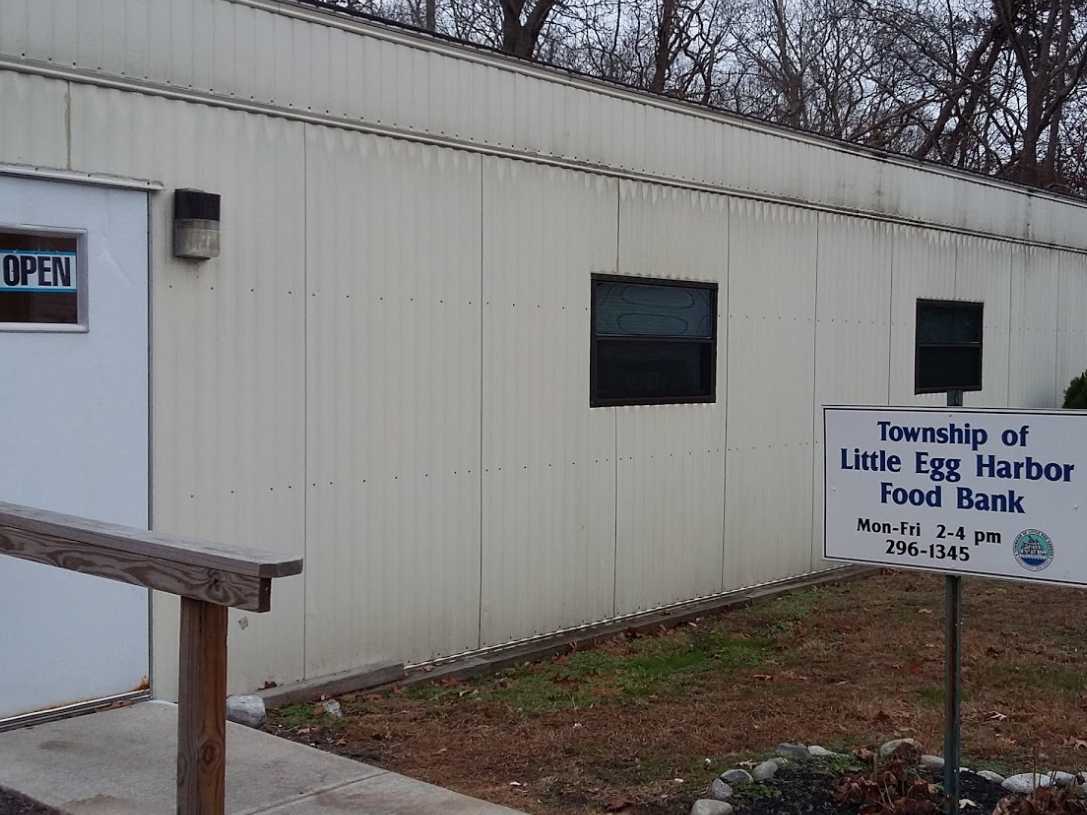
[
  {"xmin": 834, "ymin": 758, "xmax": 939, "ymax": 815},
  {"xmin": 993, "ymin": 786, "xmax": 1087, "ymax": 815}
]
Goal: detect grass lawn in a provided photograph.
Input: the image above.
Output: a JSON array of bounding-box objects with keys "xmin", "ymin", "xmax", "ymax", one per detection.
[{"xmin": 268, "ymin": 571, "xmax": 1087, "ymax": 814}]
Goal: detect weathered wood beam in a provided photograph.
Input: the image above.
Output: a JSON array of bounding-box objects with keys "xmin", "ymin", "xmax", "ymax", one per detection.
[{"xmin": 0, "ymin": 502, "xmax": 302, "ymax": 612}]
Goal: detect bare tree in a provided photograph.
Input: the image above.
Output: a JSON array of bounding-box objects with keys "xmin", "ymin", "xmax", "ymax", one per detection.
[{"xmin": 318, "ymin": 0, "xmax": 1087, "ymax": 195}]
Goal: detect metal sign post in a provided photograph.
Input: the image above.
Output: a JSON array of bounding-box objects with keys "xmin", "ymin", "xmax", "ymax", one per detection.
[
  {"xmin": 943, "ymin": 389, "xmax": 963, "ymax": 815},
  {"xmin": 944, "ymin": 572, "xmax": 962, "ymax": 814}
]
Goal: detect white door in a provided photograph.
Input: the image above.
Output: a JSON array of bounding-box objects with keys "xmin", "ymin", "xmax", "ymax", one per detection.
[{"xmin": 0, "ymin": 175, "xmax": 150, "ymax": 724}]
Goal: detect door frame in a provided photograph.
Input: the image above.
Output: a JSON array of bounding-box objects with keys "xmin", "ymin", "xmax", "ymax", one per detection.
[{"xmin": 0, "ymin": 170, "xmax": 158, "ymax": 731}]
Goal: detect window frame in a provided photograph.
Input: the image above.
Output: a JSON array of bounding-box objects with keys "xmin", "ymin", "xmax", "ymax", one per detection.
[
  {"xmin": 914, "ymin": 298, "xmax": 984, "ymax": 394},
  {"xmin": 590, "ymin": 273, "xmax": 719, "ymax": 408}
]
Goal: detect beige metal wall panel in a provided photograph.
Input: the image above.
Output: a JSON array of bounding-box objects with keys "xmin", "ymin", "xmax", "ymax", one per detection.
[
  {"xmin": 614, "ymin": 182, "xmax": 728, "ymax": 614},
  {"xmin": 303, "ymin": 126, "xmax": 483, "ymax": 675},
  {"xmin": 888, "ymin": 227, "xmax": 958, "ymax": 405},
  {"xmin": 1009, "ymin": 247, "xmax": 1060, "ymax": 407},
  {"xmin": 5, "ymin": 0, "xmax": 1087, "ymax": 252},
  {"xmin": 0, "ymin": 71, "xmax": 68, "ymax": 170},
  {"xmin": 8, "ymin": 3, "xmax": 1084, "ymax": 691},
  {"xmin": 881, "ymin": 162, "xmax": 1030, "ymax": 245},
  {"xmin": 811, "ymin": 215, "xmax": 893, "ymax": 569},
  {"xmin": 953, "ymin": 236, "xmax": 1012, "ymax": 406},
  {"xmin": 1057, "ymin": 252, "xmax": 1087, "ymax": 394},
  {"xmin": 481, "ymin": 157, "xmax": 618, "ymax": 645},
  {"xmin": 724, "ymin": 199, "xmax": 818, "ymax": 590},
  {"xmin": 69, "ymin": 85, "xmax": 307, "ymax": 698}
]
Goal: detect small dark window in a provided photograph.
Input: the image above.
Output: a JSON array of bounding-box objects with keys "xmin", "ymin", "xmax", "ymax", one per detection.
[
  {"xmin": 591, "ymin": 275, "xmax": 717, "ymax": 406},
  {"xmin": 915, "ymin": 299, "xmax": 983, "ymax": 394},
  {"xmin": 0, "ymin": 231, "xmax": 80, "ymax": 326}
]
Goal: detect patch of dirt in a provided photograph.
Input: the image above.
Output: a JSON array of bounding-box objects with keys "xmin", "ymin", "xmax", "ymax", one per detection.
[
  {"xmin": 0, "ymin": 788, "xmax": 58, "ymax": 815},
  {"xmin": 268, "ymin": 571, "xmax": 1087, "ymax": 814}
]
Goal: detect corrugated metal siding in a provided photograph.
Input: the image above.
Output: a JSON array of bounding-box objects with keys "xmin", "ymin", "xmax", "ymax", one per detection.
[
  {"xmin": 3, "ymin": 0, "xmax": 1086, "ymax": 251},
  {"xmin": 810, "ymin": 215, "xmax": 894, "ymax": 570},
  {"xmin": 1009, "ymin": 247, "xmax": 1060, "ymax": 407},
  {"xmin": 614, "ymin": 182, "xmax": 728, "ymax": 614},
  {"xmin": 954, "ymin": 236, "xmax": 1012, "ymax": 406},
  {"xmin": 0, "ymin": 70, "xmax": 68, "ymax": 169},
  {"xmin": 304, "ymin": 126, "xmax": 483, "ymax": 673},
  {"xmin": 888, "ymin": 227, "xmax": 958, "ymax": 405},
  {"xmin": 1057, "ymin": 252, "xmax": 1087, "ymax": 394},
  {"xmin": 724, "ymin": 199, "xmax": 818, "ymax": 590},
  {"xmin": 480, "ymin": 157, "xmax": 618, "ymax": 644},
  {"xmin": 67, "ymin": 84, "xmax": 308, "ymax": 698},
  {"xmin": 2, "ymin": 61, "xmax": 1086, "ymax": 695}
]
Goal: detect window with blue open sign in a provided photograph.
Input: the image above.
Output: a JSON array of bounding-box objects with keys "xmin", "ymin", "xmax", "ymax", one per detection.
[
  {"xmin": 0, "ymin": 231, "xmax": 80, "ymax": 326},
  {"xmin": 590, "ymin": 275, "xmax": 718, "ymax": 406}
]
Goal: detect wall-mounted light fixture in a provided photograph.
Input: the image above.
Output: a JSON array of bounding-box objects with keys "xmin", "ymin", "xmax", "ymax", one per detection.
[{"xmin": 173, "ymin": 189, "xmax": 221, "ymax": 260}]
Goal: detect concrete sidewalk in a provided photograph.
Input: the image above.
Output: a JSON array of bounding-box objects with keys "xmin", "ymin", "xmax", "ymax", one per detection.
[{"xmin": 0, "ymin": 701, "xmax": 524, "ymax": 814}]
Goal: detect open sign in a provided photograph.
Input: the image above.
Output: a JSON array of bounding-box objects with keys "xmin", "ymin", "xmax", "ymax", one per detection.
[
  {"xmin": 0, "ymin": 233, "xmax": 80, "ymax": 326},
  {"xmin": 1, "ymin": 250, "xmax": 77, "ymax": 293}
]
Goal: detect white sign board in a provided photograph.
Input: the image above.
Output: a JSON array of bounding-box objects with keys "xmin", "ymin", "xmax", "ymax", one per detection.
[
  {"xmin": 824, "ymin": 406, "xmax": 1086, "ymax": 586},
  {"xmin": 0, "ymin": 249, "xmax": 77, "ymax": 292}
]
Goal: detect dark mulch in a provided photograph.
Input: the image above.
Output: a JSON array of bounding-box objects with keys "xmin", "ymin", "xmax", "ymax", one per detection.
[
  {"xmin": 0, "ymin": 788, "xmax": 57, "ymax": 815},
  {"xmin": 956, "ymin": 772, "xmax": 1010, "ymax": 813},
  {"xmin": 732, "ymin": 765, "xmax": 1007, "ymax": 815}
]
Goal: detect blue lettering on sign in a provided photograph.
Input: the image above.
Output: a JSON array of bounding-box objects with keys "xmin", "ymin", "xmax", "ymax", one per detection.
[
  {"xmin": 0, "ymin": 250, "xmax": 76, "ymax": 293},
  {"xmin": 843, "ymin": 418, "xmax": 1081, "ymax": 517}
]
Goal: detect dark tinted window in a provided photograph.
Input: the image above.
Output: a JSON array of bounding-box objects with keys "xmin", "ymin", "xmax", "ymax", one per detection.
[
  {"xmin": 915, "ymin": 299, "xmax": 983, "ymax": 393},
  {"xmin": 594, "ymin": 280, "xmax": 714, "ymax": 338},
  {"xmin": 0, "ymin": 232, "xmax": 79, "ymax": 325},
  {"xmin": 591, "ymin": 276, "xmax": 717, "ymax": 406}
]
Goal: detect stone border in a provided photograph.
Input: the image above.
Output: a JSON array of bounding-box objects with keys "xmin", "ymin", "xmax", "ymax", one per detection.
[{"xmin": 690, "ymin": 740, "xmax": 1087, "ymax": 815}]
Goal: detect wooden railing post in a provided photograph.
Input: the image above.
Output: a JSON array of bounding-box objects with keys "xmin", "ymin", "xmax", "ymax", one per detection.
[
  {"xmin": 0, "ymin": 501, "xmax": 302, "ymax": 815},
  {"xmin": 177, "ymin": 598, "xmax": 228, "ymax": 815}
]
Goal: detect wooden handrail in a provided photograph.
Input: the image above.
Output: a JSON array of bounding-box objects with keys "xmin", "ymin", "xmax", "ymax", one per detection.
[
  {"xmin": 0, "ymin": 500, "xmax": 303, "ymax": 815},
  {"xmin": 0, "ymin": 501, "xmax": 301, "ymax": 612}
]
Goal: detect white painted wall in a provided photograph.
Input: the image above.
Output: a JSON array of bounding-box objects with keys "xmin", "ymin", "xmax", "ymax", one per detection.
[{"xmin": 0, "ymin": 0, "xmax": 1083, "ymax": 695}]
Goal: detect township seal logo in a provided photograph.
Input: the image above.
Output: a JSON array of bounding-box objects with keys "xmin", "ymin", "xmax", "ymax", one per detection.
[{"xmin": 1013, "ymin": 529, "xmax": 1054, "ymax": 572}]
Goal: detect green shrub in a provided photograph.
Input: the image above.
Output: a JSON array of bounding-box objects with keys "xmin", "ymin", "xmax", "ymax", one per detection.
[{"xmin": 1064, "ymin": 370, "xmax": 1087, "ymax": 409}]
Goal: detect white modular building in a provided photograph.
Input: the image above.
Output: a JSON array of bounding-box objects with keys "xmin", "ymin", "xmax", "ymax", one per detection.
[{"xmin": 1, "ymin": 0, "xmax": 1085, "ymax": 723}]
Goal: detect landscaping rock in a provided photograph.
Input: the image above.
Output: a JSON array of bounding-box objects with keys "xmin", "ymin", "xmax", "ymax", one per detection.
[
  {"xmin": 808, "ymin": 745, "xmax": 837, "ymax": 758},
  {"xmin": 709, "ymin": 779, "xmax": 733, "ymax": 801},
  {"xmin": 691, "ymin": 801, "xmax": 733, "ymax": 815},
  {"xmin": 1051, "ymin": 772, "xmax": 1076, "ymax": 787},
  {"xmin": 720, "ymin": 769, "xmax": 753, "ymax": 785},
  {"xmin": 225, "ymin": 694, "xmax": 266, "ymax": 728},
  {"xmin": 776, "ymin": 743, "xmax": 810, "ymax": 761},
  {"xmin": 879, "ymin": 738, "xmax": 922, "ymax": 759},
  {"xmin": 1002, "ymin": 773, "xmax": 1052, "ymax": 794},
  {"xmin": 319, "ymin": 699, "xmax": 343, "ymax": 719},
  {"xmin": 753, "ymin": 760, "xmax": 781, "ymax": 781},
  {"xmin": 921, "ymin": 755, "xmax": 945, "ymax": 771},
  {"xmin": 976, "ymin": 770, "xmax": 1005, "ymax": 784}
]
